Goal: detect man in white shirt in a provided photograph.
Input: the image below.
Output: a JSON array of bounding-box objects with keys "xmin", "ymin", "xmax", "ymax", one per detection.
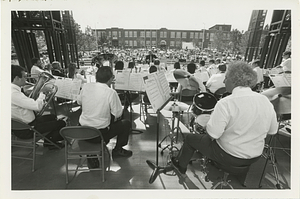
[
  {"xmin": 251, "ymin": 60, "xmax": 264, "ymax": 92},
  {"xmin": 169, "ymin": 61, "xmax": 278, "ymax": 175},
  {"xmin": 77, "ymin": 66, "xmax": 132, "ymax": 160},
  {"xmin": 11, "ymin": 65, "xmax": 66, "ymax": 149},
  {"xmin": 30, "ymin": 57, "xmax": 45, "ymax": 81},
  {"xmin": 280, "ymin": 51, "xmax": 291, "ymax": 72},
  {"xmin": 206, "ymin": 64, "xmax": 226, "ymax": 93}
]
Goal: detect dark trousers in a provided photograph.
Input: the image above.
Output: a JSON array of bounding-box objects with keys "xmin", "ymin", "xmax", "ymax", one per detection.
[
  {"xmin": 13, "ymin": 114, "xmax": 65, "ymax": 143},
  {"xmin": 177, "ymin": 134, "xmax": 260, "ymax": 169},
  {"xmin": 82, "ymin": 119, "xmax": 131, "ymax": 149}
]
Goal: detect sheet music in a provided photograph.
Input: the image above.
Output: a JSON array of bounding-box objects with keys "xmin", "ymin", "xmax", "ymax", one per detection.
[
  {"xmin": 269, "ymin": 74, "xmax": 291, "ymax": 87},
  {"xmin": 114, "ymin": 70, "xmax": 145, "ymax": 91},
  {"xmin": 143, "ymin": 71, "xmax": 171, "ymax": 112},
  {"xmin": 54, "ymin": 78, "xmax": 82, "ymax": 100}
]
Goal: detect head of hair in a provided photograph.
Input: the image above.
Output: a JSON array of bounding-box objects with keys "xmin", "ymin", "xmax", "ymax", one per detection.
[
  {"xmin": 218, "ymin": 64, "xmax": 227, "ymax": 72},
  {"xmin": 149, "ymin": 65, "xmax": 157, "ymax": 73},
  {"xmin": 200, "ymin": 60, "xmax": 205, "ymax": 66},
  {"xmin": 68, "ymin": 62, "xmax": 77, "ymax": 78},
  {"xmin": 252, "ymin": 59, "xmax": 260, "ymax": 66},
  {"xmin": 187, "ymin": 63, "xmax": 196, "ymax": 74},
  {"xmin": 52, "ymin": 61, "xmax": 61, "ymax": 70},
  {"xmin": 154, "ymin": 59, "xmax": 160, "ymax": 65},
  {"xmin": 209, "ymin": 59, "xmax": 215, "ymax": 64},
  {"xmin": 226, "ymin": 61, "xmax": 257, "ymax": 88},
  {"xmin": 174, "ymin": 62, "xmax": 180, "ymax": 69},
  {"xmin": 11, "ymin": 65, "xmax": 25, "ymax": 82},
  {"xmin": 283, "ymin": 51, "xmax": 291, "ymax": 57},
  {"xmin": 96, "ymin": 66, "xmax": 113, "ymax": 83},
  {"xmin": 31, "ymin": 57, "xmax": 40, "ymax": 65},
  {"xmin": 115, "ymin": 60, "xmax": 124, "ymax": 70},
  {"xmin": 216, "ymin": 58, "xmax": 221, "ymax": 63}
]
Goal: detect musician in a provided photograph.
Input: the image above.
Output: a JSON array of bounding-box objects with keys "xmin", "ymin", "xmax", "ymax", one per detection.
[
  {"xmin": 205, "ymin": 64, "xmax": 226, "ymax": 93},
  {"xmin": 251, "ymin": 60, "xmax": 264, "ymax": 92},
  {"xmin": 169, "ymin": 61, "xmax": 278, "ymax": 175},
  {"xmin": 11, "ymin": 65, "xmax": 66, "ymax": 149},
  {"xmin": 77, "ymin": 66, "xmax": 133, "ymax": 167},
  {"xmin": 68, "ymin": 62, "xmax": 87, "ymax": 87},
  {"xmin": 51, "ymin": 61, "xmax": 65, "ymax": 77},
  {"xmin": 279, "ymin": 51, "xmax": 291, "ymax": 73},
  {"xmin": 30, "ymin": 57, "xmax": 45, "ymax": 81},
  {"xmin": 145, "ymin": 50, "xmax": 157, "ymax": 65}
]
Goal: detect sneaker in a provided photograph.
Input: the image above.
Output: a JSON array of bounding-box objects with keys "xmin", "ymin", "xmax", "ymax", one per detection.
[
  {"xmin": 170, "ymin": 157, "xmax": 187, "ymax": 175},
  {"xmin": 112, "ymin": 148, "xmax": 133, "ymax": 158}
]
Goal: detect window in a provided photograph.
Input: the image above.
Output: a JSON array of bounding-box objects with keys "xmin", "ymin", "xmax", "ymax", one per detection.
[
  {"xmin": 140, "ymin": 31, "xmax": 145, "ymax": 37},
  {"xmin": 176, "ymin": 32, "xmax": 181, "ymax": 38},
  {"xmin": 146, "ymin": 31, "xmax": 151, "ymax": 37},
  {"xmin": 190, "ymin": 32, "xmax": 194, "ymax": 39},
  {"xmin": 199, "ymin": 32, "xmax": 203, "ymax": 39},
  {"xmin": 210, "ymin": 33, "xmax": 214, "ymax": 41},
  {"xmin": 140, "ymin": 40, "xmax": 145, "ymax": 46},
  {"xmin": 206, "ymin": 33, "xmax": 209, "ymax": 39},
  {"xmin": 164, "ymin": 31, "xmax": 167, "ymax": 38},
  {"xmin": 176, "ymin": 41, "xmax": 181, "ymax": 47},
  {"xmin": 129, "ymin": 31, "xmax": 133, "ymax": 37},
  {"xmin": 125, "ymin": 31, "xmax": 128, "ymax": 37},
  {"xmin": 134, "ymin": 31, "xmax": 137, "ymax": 37},
  {"xmin": 146, "ymin": 40, "xmax": 151, "ymax": 46},
  {"xmin": 152, "ymin": 41, "xmax": 156, "ymax": 46},
  {"xmin": 170, "ymin": 41, "xmax": 175, "ymax": 46},
  {"xmin": 182, "ymin": 32, "xmax": 186, "ymax": 38},
  {"xmin": 119, "ymin": 31, "xmax": 121, "ymax": 37},
  {"xmin": 152, "ymin": 31, "xmax": 156, "ymax": 38},
  {"xmin": 129, "ymin": 40, "xmax": 133, "ymax": 46},
  {"xmin": 134, "ymin": 40, "xmax": 137, "ymax": 46},
  {"xmin": 108, "ymin": 31, "xmax": 111, "ymax": 37},
  {"xmin": 125, "ymin": 40, "xmax": 128, "ymax": 46},
  {"xmin": 195, "ymin": 32, "xmax": 198, "ymax": 39},
  {"xmin": 171, "ymin": 32, "xmax": 175, "ymax": 38},
  {"xmin": 160, "ymin": 31, "xmax": 164, "ymax": 38}
]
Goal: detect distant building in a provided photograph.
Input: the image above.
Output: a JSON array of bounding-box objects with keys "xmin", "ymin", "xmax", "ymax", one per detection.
[{"xmin": 92, "ymin": 25, "xmax": 232, "ymax": 49}]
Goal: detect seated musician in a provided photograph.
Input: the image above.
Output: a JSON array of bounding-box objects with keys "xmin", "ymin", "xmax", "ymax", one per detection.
[
  {"xmin": 11, "ymin": 65, "xmax": 66, "ymax": 149},
  {"xmin": 205, "ymin": 64, "xmax": 226, "ymax": 94},
  {"xmin": 168, "ymin": 61, "xmax": 278, "ymax": 175},
  {"xmin": 67, "ymin": 62, "xmax": 87, "ymax": 87},
  {"xmin": 77, "ymin": 66, "xmax": 132, "ymax": 167},
  {"xmin": 30, "ymin": 57, "xmax": 45, "ymax": 81},
  {"xmin": 51, "ymin": 61, "xmax": 65, "ymax": 77}
]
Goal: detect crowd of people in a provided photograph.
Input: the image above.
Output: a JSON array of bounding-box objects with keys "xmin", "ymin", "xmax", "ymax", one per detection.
[{"xmin": 11, "ymin": 46, "xmax": 290, "ymax": 176}]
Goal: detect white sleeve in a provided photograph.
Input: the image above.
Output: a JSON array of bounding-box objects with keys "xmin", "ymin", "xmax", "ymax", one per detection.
[{"xmin": 12, "ymin": 91, "xmax": 45, "ymax": 111}]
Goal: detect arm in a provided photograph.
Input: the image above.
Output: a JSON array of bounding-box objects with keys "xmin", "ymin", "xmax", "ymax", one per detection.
[
  {"xmin": 109, "ymin": 91, "xmax": 123, "ymax": 121},
  {"xmin": 12, "ymin": 91, "xmax": 45, "ymax": 111}
]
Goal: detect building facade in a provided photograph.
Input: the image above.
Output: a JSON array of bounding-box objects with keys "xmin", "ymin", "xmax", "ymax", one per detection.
[{"xmin": 92, "ymin": 25, "xmax": 232, "ymax": 50}]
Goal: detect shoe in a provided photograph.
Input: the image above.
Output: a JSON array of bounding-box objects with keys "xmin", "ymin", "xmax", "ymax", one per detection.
[
  {"xmin": 170, "ymin": 157, "xmax": 187, "ymax": 175},
  {"xmin": 112, "ymin": 148, "xmax": 133, "ymax": 158},
  {"xmin": 87, "ymin": 155, "xmax": 100, "ymax": 169}
]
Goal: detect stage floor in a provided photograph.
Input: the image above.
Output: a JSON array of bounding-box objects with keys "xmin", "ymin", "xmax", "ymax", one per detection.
[{"xmin": 11, "ymin": 99, "xmax": 291, "ymax": 191}]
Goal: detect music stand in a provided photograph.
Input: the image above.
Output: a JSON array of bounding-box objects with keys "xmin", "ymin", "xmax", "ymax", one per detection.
[
  {"xmin": 122, "ymin": 90, "xmax": 143, "ymax": 134},
  {"xmin": 146, "ymin": 96, "xmax": 174, "ymax": 183}
]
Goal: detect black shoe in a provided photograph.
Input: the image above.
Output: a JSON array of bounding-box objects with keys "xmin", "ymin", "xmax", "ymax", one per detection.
[
  {"xmin": 170, "ymin": 157, "xmax": 187, "ymax": 175},
  {"xmin": 87, "ymin": 155, "xmax": 100, "ymax": 169},
  {"xmin": 112, "ymin": 148, "xmax": 133, "ymax": 158}
]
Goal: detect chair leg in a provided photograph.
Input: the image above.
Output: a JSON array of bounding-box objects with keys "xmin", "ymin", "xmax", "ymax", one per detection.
[{"xmin": 32, "ymin": 132, "xmax": 36, "ymax": 172}]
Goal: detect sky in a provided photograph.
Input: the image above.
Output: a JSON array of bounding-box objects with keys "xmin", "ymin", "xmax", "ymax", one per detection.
[{"xmin": 71, "ymin": 0, "xmax": 277, "ymax": 33}]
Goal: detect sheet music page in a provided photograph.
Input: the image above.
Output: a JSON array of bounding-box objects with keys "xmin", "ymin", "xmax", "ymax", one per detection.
[
  {"xmin": 283, "ymin": 73, "xmax": 291, "ymax": 85},
  {"xmin": 115, "ymin": 70, "xmax": 130, "ymax": 90},
  {"xmin": 55, "ymin": 78, "xmax": 82, "ymax": 100},
  {"xmin": 128, "ymin": 73, "xmax": 145, "ymax": 92},
  {"xmin": 143, "ymin": 71, "xmax": 170, "ymax": 112},
  {"xmin": 269, "ymin": 74, "xmax": 291, "ymax": 87}
]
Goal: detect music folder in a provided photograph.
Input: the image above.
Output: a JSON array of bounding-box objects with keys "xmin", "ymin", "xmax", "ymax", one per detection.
[
  {"xmin": 54, "ymin": 77, "xmax": 82, "ymax": 100},
  {"xmin": 269, "ymin": 73, "xmax": 291, "ymax": 87},
  {"xmin": 143, "ymin": 71, "xmax": 171, "ymax": 112},
  {"xmin": 114, "ymin": 70, "xmax": 146, "ymax": 92}
]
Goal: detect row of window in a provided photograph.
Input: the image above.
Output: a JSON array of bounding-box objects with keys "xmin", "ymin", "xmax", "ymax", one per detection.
[
  {"xmin": 97, "ymin": 30, "xmax": 207, "ymax": 39},
  {"xmin": 121, "ymin": 40, "xmax": 202, "ymax": 47}
]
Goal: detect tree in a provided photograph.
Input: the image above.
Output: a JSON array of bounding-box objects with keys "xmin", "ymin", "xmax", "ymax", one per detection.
[
  {"xmin": 211, "ymin": 30, "xmax": 227, "ymax": 51},
  {"xmin": 229, "ymin": 29, "xmax": 242, "ymax": 54}
]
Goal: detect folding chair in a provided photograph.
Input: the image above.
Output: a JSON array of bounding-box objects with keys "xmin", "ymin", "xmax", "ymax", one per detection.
[
  {"xmin": 11, "ymin": 118, "xmax": 62, "ymax": 172},
  {"xmin": 59, "ymin": 126, "xmax": 111, "ymax": 184}
]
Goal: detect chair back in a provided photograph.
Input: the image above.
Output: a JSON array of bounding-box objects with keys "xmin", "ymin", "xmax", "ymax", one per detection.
[
  {"xmin": 60, "ymin": 126, "xmax": 103, "ymax": 142},
  {"xmin": 11, "ymin": 118, "xmax": 32, "ymax": 131}
]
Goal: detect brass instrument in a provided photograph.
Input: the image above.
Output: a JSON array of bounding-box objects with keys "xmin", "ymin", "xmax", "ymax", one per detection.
[
  {"xmin": 29, "ymin": 72, "xmax": 55, "ymax": 100},
  {"xmin": 26, "ymin": 72, "xmax": 57, "ymax": 116}
]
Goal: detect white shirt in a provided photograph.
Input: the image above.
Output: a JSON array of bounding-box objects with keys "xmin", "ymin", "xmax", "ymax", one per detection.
[
  {"xmin": 11, "ymin": 84, "xmax": 45, "ymax": 123},
  {"xmin": 253, "ymin": 67, "xmax": 264, "ymax": 84},
  {"xmin": 31, "ymin": 65, "xmax": 45, "ymax": 80},
  {"xmin": 281, "ymin": 58, "xmax": 291, "ymax": 72},
  {"xmin": 205, "ymin": 73, "xmax": 226, "ymax": 93},
  {"xmin": 206, "ymin": 87, "xmax": 278, "ymax": 159},
  {"xmin": 77, "ymin": 82, "xmax": 123, "ymax": 129}
]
